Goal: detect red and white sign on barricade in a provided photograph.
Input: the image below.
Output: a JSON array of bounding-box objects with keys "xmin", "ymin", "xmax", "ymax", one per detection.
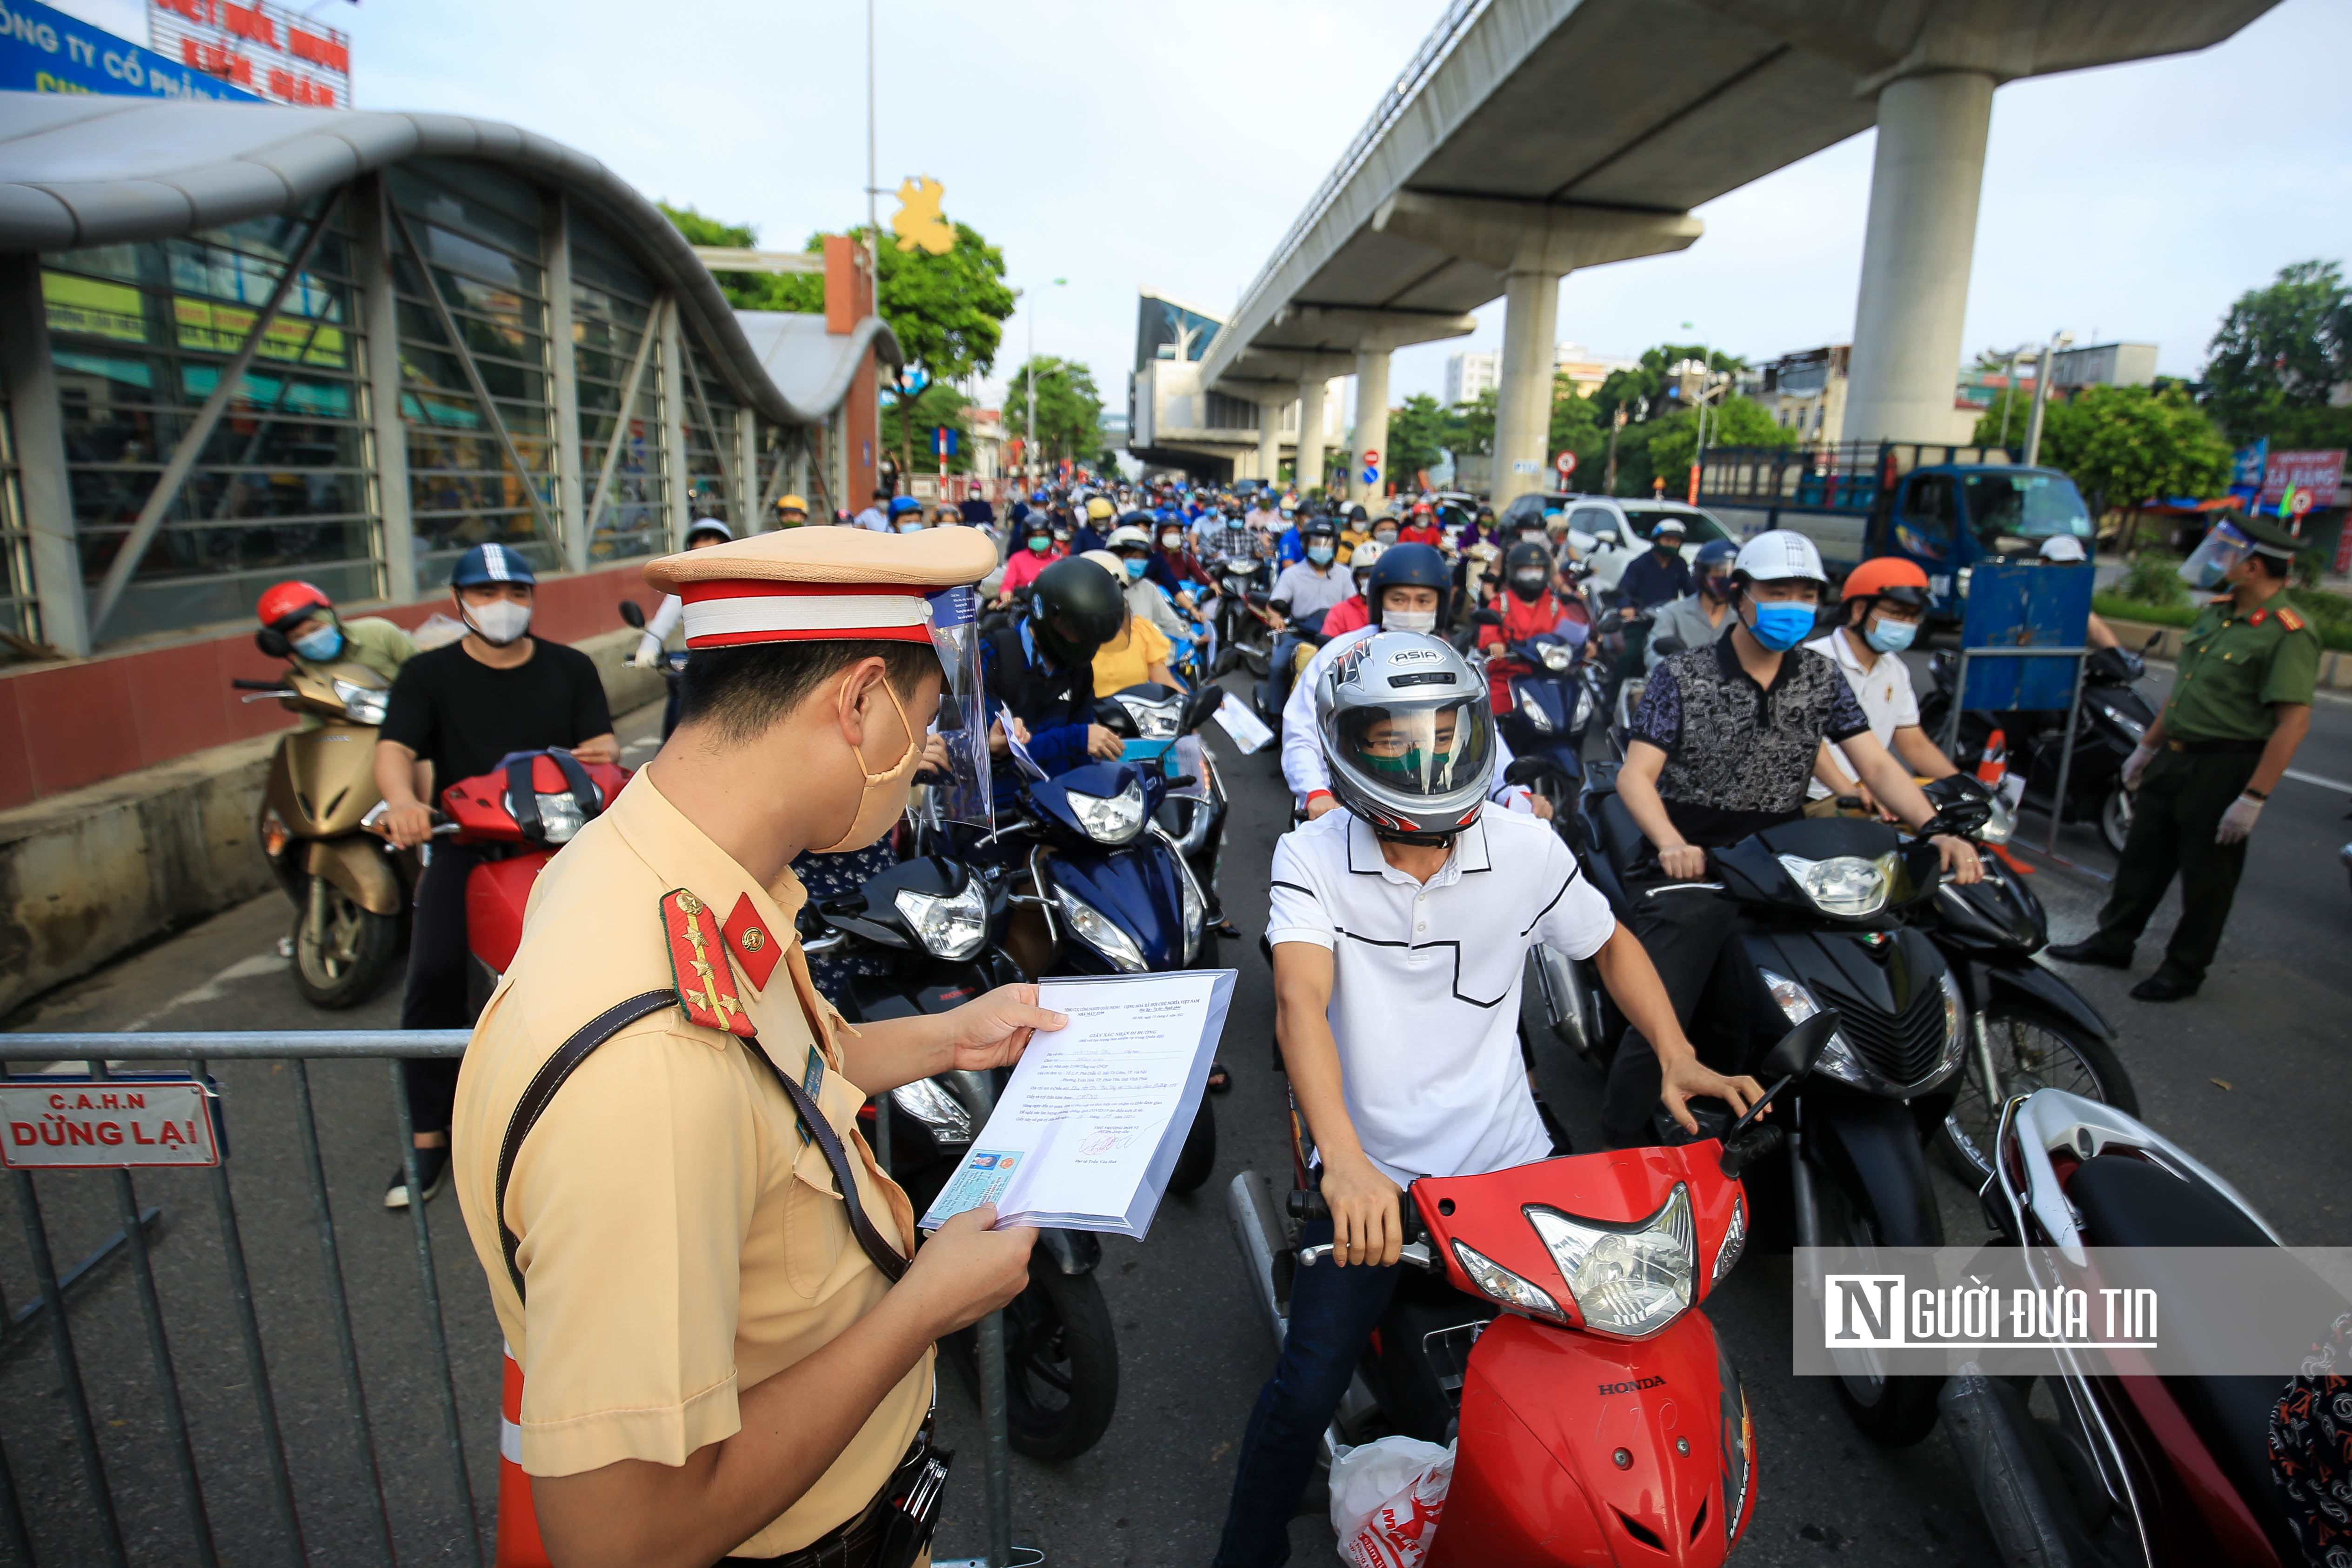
[
  {"xmin": 148, "ymin": 0, "xmax": 351, "ymax": 108},
  {"xmin": 2, "ymin": 1077, "xmax": 222, "ymax": 1169}
]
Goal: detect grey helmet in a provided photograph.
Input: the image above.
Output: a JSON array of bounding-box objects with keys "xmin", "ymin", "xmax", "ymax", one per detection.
[{"xmin": 1315, "ymin": 632, "xmax": 1496, "ymax": 844}]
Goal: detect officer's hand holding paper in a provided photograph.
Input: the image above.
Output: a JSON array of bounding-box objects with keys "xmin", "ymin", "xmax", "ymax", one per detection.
[{"xmin": 921, "ymin": 970, "xmax": 1236, "ymax": 1240}]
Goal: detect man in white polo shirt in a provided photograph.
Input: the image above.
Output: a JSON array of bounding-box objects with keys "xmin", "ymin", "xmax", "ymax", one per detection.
[
  {"xmin": 1210, "ymin": 631, "xmax": 1762, "ymax": 1568},
  {"xmin": 1804, "ymin": 556, "xmax": 1962, "ymax": 815}
]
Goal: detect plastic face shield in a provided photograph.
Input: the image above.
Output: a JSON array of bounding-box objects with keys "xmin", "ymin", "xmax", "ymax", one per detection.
[
  {"xmin": 1337, "ymin": 699, "xmax": 1493, "ymax": 800},
  {"xmin": 2178, "ymin": 520, "xmax": 2254, "ymax": 591},
  {"xmin": 917, "ymin": 587, "xmax": 992, "ymax": 830}
]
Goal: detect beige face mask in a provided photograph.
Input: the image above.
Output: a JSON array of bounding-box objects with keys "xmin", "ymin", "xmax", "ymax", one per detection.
[{"xmin": 813, "ymin": 673, "xmax": 922, "ymax": 854}]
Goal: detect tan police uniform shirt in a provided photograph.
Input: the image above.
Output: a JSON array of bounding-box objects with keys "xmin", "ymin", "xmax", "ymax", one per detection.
[{"xmin": 452, "ymin": 768, "xmax": 927, "ymax": 1557}]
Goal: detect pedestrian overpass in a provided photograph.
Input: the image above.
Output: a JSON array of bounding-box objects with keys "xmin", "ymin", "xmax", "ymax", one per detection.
[{"xmin": 1193, "ymin": 0, "xmax": 2276, "ymax": 506}]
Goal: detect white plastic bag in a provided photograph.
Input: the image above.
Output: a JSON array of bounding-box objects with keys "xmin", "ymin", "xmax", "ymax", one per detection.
[
  {"xmin": 1330, "ymin": 1435, "xmax": 1455, "ymax": 1568},
  {"xmin": 408, "ymin": 612, "xmax": 468, "ymax": 651}
]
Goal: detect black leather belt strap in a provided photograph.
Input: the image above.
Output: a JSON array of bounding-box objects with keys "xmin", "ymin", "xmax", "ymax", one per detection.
[
  {"xmin": 2166, "ymin": 737, "xmax": 2266, "ymax": 755},
  {"xmin": 495, "ymin": 991, "xmax": 908, "ymax": 1304}
]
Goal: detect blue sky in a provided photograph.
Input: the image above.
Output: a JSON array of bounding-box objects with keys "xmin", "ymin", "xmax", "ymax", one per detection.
[{"xmin": 55, "ymin": 0, "xmax": 2352, "ymax": 417}]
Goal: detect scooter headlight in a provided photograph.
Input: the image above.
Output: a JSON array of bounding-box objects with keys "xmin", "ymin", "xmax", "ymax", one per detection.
[
  {"xmin": 331, "ymin": 678, "xmax": 388, "ymax": 725},
  {"xmin": 1527, "ymin": 1183, "xmax": 1697, "ymax": 1339},
  {"xmin": 1066, "ymin": 780, "xmax": 1147, "ymax": 845},
  {"xmin": 1571, "ymin": 682, "xmax": 1593, "ymax": 732},
  {"xmin": 1517, "ymin": 687, "xmax": 1555, "ymax": 734},
  {"xmin": 889, "ymin": 1077, "xmax": 976, "ymax": 1142},
  {"xmin": 1712, "ymin": 1195, "xmax": 1747, "ymax": 1286},
  {"xmin": 1450, "ymin": 1238, "xmax": 1566, "ymax": 1323},
  {"xmin": 1981, "ymin": 794, "xmax": 2017, "ymax": 845},
  {"xmin": 894, "ymin": 879, "xmax": 990, "ymax": 961},
  {"xmin": 525, "ymin": 791, "xmax": 588, "ymax": 844},
  {"xmin": 1758, "ymin": 970, "xmax": 1871, "ymax": 1089},
  {"xmin": 1051, "ymin": 885, "xmax": 1148, "ymax": 973},
  {"xmin": 1775, "ymin": 851, "xmax": 1895, "ymax": 919},
  {"xmin": 1119, "ymin": 697, "xmax": 1181, "ymax": 739},
  {"xmin": 1540, "ymin": 643, "xmax": 1573, "ymax": 672}
]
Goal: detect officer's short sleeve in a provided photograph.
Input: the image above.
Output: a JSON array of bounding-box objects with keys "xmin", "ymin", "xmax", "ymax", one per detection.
[
  {"xmin": 2262, "ymin": 629, "xmax": 2320, "ymax": 708},
  {"xmin": 1265, "ymin": 833, "xmax": 1335, "ymax": 950},
  {"xmin": 508, "ymin": 1026, "xmax": 756, "ymax": 1475}
]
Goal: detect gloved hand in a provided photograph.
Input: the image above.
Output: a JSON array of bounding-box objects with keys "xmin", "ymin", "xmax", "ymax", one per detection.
[
  {"xmin": 2121, "ymin": 740, "xmax": 2158, "ymax": 790},
  {"xmin": 2215, "ymin": 793, "xmax": 2263, "ymax": 845},
  {"xmin": 629, "ymin": 639, "xmax": 661, "ymax": 669}
]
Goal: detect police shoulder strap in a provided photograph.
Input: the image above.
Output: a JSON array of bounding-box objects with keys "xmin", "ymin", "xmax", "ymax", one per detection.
[{"xmin": 495, "ymin": 990, "xmax": 909, "ymax": 1304}]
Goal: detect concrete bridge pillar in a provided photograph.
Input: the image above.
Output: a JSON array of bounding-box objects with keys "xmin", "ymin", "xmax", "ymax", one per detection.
[
  {"xmin": 1842, "ymin": 70, "xmax": 1996, "ymax": 444},
  {"xmin": 1296, "ymin": 375, "xmax": 1328, "ymax": 497},
  {"xmin": 1350, "ymin": 344, "xmax": 1392, "ymax": 505},
  {"xmin": 1370, "ymin": 193, "xmax": 1700, "ymax": 509},
  {"xmin": 1255, "ymin": 394, "xmax": 1289, "ymax": 485}
]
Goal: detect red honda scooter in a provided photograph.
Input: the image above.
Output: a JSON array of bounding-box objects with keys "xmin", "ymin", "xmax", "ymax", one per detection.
[
  {"xmin": 368, "ymin": 750, "xmax": 633, "ymax": 1004},
  {"xmin": 1225, "ymin": 1018, "xmax": 1836, "ymax": 1565}
]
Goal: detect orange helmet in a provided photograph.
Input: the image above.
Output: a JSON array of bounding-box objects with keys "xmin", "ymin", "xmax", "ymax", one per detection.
[
  {"xmin": 257, "ymin": 580, "xmax": 333, "ymax": 633},
  {"xmin": 1841, "ymin": 556, "xmax": 1931, "ymax": 609}
]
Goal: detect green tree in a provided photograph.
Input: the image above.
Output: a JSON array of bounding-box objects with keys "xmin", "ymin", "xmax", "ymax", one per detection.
[
  {"xmin": 2200, "ymin": 260, "xmax": 2351, "ymax": 441},
  {"xmin": 1643, "ymin": 395, "xmax": 1793, "ymax": 485},
  {"xmin": 2034, "ymin": 385, "xmax": 2232, "ymax": 546},
  {"xmin": 1444, "ymin": 388, "xmax": 1497, "ymax": 458},
  {"xmin": 881, "ymin": 381, "xmax": 976, "ymax": 475},
  {"xmin": 1385, "ymin": 394, "xmax": 1449, "ymax": 483},
  {"xmin": 1549, "ymin": 374, "xmax": 1606, "ymax": 482},
  {"xmin": 1969, "ymin": 386, "xmax": 2043, "ymax": 450},
  {"xmin": 657, "ymin": 203, "xmax": 807, "ymax": 311},
  {"xmin": 1000, "ymin": 356, "xmax": 1104, "ymax": 467}
]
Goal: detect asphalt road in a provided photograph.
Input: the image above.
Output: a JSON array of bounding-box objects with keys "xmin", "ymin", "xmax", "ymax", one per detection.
[{"xmin": 5, "ymin": 650, "xmax": 2347, "ymax": 1568}]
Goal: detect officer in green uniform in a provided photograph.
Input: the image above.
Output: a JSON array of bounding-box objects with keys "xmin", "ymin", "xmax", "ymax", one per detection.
[{"xmin": 2051, "ymin": 514, "xmax": 2319, "ymax": 1000}]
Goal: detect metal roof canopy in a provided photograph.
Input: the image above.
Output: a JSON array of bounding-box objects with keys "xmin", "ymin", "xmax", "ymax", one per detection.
[
  {"xmin": 0, "ymin": 93, "xmax": 899, "ymax": 426},
  {"xmin": 1204, "ymin": 0, "xmax": 2277, "ymax": 396}
]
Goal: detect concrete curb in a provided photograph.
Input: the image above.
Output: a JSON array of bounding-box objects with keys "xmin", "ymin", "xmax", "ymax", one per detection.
[
  {"xmin": 0, "ymin": 629, "xmax": 665, "ymax": 1020},
  {"xmin": 2101, "ymin": 615, "xmax": 2352, "ymax": 690}
]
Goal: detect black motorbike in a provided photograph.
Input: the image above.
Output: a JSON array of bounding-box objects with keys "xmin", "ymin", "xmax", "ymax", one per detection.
[
  {"xmin": 1577, "ymin": 761, "xmax": 1990, "ymax": 1446},
  {"xmin": 1906, "ymin": 775, "xmax": 2137, "ymax": 1184},
  {"xmin": 1248, "ymin": 594, "xmax": 1330, "ymax": 737},
  {"xmin": 802, "ymin": 853, "xmax": 1122, "ymax": 1461},
  {"xmin": 1211, "ymin": 554, "xmax": 1278, "ymax": 677},
  {"xmin": 1918, "ymin": 635, "xmax": 2162, "ymax": 855}
]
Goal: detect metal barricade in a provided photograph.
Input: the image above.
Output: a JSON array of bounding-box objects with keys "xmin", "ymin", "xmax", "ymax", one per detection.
[{"xmin": 0, "ymin": 1029, "xmax": 478, "ymax": 1568}]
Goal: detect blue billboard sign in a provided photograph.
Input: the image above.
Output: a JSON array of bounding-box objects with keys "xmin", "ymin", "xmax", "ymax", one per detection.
[{"xmin": 0, "ymin": 0, "xmax": 260, "ymax": 103}]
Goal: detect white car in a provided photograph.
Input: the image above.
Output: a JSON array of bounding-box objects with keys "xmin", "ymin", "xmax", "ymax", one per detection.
[{"xmin": 1501, "ymin": 492, "xmax": 1738, "ymax": 594}]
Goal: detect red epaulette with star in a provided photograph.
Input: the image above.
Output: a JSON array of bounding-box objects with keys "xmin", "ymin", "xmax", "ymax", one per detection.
[{"xmin": 662, "ymin": 889, "xmax": 756, "ymax": 1037}]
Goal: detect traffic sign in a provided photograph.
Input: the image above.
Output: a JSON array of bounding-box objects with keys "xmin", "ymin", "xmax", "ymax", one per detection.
[
  {"xmin": 1362, "ymin": 468, "xmax": 1379, "ymax": 486},
  {"xmin": 1555, "ymin": 451, "xmax": 1577, "ymax": 476},
  {"xmin": 2289, "ymin": 487, "xmax": 2313, "ymax": 518},
  {"xmin": 1361, "ymin": 448, "xmax": 1380, "ymax": 467}
]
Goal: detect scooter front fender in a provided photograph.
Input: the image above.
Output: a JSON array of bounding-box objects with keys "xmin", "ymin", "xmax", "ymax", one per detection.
[
  {"xmin": 1984, "ymin": 961, "xmax": 2115, "ymax": 1042},
  {"xmin": 307, "ymin": 835, "xmax": 403, "ymax": 916},
  {"xmin": 1803, "ymin": 1088, "xmax": 1945, "ymax": 1247},
  {"xmin": 1431, "ymin": 1310, "xmax": 1750, "ymax": 1567}
]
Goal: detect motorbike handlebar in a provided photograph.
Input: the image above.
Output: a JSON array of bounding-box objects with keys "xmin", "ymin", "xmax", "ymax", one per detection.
[
  {"xmin": 232, "ymin": 676, "xmax": 287, "ymax": 690},
  {"xmin": 1299, "ymin": 1240, "xmax": 1435, "ymax": 1272}
]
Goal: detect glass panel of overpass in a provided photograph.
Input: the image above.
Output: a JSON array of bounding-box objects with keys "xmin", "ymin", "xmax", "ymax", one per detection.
[{"xmin": 568, "ymin": 210, "xmax": 668, "ymax": 561}]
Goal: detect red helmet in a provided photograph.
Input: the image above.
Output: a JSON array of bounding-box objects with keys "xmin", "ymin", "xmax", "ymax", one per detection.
[
  {"xmin": 1840, "ymin": 556, "xmax": 1931, "ymax": 610},
  {"xmin": 257, "ymin": 580, "xmax": 332, "ymax": 633}
]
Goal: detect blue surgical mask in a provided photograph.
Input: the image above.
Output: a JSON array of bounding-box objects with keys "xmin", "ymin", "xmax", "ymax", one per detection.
[
  {"xmin": 292, "ymin": 626, "xmax": 342, "ymax": 661},
  {"xmin": 1124, "ymin": 558, "xmax": 1147, "ymax": 580},
  {"xmin": 1864, "ymin": 616, "xmax": 1918, "ymax": 654},
  {"xmin": 1748, "ymin": 600, "xmax": 1815, "ymax": 652},
  {"xmin": 1307, "ymin": 544, "xmax": 1336, "ymax": 566}
]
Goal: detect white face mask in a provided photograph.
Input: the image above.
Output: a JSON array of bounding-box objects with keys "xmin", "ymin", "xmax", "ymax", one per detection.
[
  {"xmin": 1386, "ymin": 608, "xmax": 1437, "ymax": 634},
  {"xmin": 463, "ymin": 597, "xmax": 533, "ymax": 647}
]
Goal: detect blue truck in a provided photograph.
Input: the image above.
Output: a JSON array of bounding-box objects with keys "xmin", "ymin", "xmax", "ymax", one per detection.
[{"xmin": 1695, "ymin": 440, "xmax": 2098, "ymax": 618}]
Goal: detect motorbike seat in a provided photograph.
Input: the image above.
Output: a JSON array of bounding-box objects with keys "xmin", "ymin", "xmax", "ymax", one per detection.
[{"xmin": 2066, "ymin": 1154, "xmax": 2301, "ymax": 1563}]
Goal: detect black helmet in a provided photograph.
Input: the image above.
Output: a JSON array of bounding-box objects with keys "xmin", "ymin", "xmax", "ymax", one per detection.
[
  {"xmin": 1504, "ymin": 541, "xmax": 1554, "ymax": 602},
  {"xmin": 1363, "ymin": 542, "xmax": 1451, "ymax": 630},
  {"xmin": 1345, "ymin": 502, "xmax": 1369, "ymax": 525},
  {"xmin": 1029, "ymin": 556, "xmax": 1128, "ymax": 666},
  {"xmin": 1302, "ymin": 515, "xmax": 1340, "ymax": 541}
]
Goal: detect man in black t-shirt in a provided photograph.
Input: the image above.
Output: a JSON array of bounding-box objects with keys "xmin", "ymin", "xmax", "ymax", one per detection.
[
  {"xmin": 1600, "ymin": 531, "xmax": 1979, "ymax": 1146},
  {"xmin": 372, "ymin": 543, "xmax": 616, "ymax": 1207}
]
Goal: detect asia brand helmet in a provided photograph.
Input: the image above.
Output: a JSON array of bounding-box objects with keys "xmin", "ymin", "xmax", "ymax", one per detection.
[
  {"xmin": 1029, "ymin": 556, "xmax": 1129, "ymax": 667},
  {"xmin": 1363, "ymin": 542, "xmax": 1451, "ymax": 630},
  {"xmin": 1316, "ymin": 632, "xmax": 1496, "ymax": 845},
  {"xmin": 257, "ymin": 579, "xmax": 333, "ymax": 633},
  {"xmin": 1841, "ymin": 555, "xmax": 1931, "ymax": 611},
  {"xmin": 1504, "ymin": 540, "xmax": 1554, "ymax": 601}
]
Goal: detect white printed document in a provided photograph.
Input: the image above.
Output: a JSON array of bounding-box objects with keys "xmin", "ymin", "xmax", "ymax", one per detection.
[
  {"xmin": 1215, "ymin": 691, "xmax": 1275, "ymax": 755},
  {"xmin": 919, "ymin": 970, "xmax": 1236, "ymax": 1240}
]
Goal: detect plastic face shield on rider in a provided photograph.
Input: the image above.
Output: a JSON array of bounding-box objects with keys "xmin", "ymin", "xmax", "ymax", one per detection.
[
  {"xmin": 1336, "ymin": 698, "xmax": 1493, "ymax": 802},
  {"xmin": 2178, "ymin": 519, "xmax": 2254, "ymax": 591},
  {"xmin": 920, "ymin": 587, "xmax": 993, "ymax": 830}
]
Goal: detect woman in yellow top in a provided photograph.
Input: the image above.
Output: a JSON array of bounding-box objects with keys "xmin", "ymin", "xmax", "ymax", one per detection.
[{"xmin": 1078, "ymin": 550, "xmax": 1178, "ymax": 692}]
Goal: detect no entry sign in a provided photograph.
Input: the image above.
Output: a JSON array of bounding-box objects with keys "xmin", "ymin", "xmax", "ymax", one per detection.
[
  {"xmin": 2, "ymin": 1076, "xmax": 222, "ymax": 1168},
  {"xmin": 1361, "ymin": 448, "xmax": 1379, "ymax": 468}
]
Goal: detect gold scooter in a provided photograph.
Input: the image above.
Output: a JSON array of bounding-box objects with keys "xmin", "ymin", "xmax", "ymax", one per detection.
[{"xmin": 234, "ymin": 662, "xmax": 419, "ymax": 1008}]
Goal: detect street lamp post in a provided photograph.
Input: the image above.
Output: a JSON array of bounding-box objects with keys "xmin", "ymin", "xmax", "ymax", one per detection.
[
  {"xmin": 2023, "ymin": 330, "xmax": 2074, "ymax": 468},
  {"xmin": 1681, "ymin": 320, "xmax": 1718, "ymax": 505},
  {"xmin": 1019, "ymin": 278, "xmax": 1064, "ymax": 481}
]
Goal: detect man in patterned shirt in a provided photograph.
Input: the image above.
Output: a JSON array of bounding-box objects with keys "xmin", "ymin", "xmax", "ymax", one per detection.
[{"xmin": 1600, "ymin": 531, "xmax": 1983, "ymax": 1146}]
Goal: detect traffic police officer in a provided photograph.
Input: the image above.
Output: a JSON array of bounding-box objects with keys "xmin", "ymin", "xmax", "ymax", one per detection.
[
  {"xmin": 2051, "ymin": 513, "xmax": 2319, "ymax": 1001},
  {"xmin": 454, "ymin": 525, "xmax": 1055, "ymax": 1568}
]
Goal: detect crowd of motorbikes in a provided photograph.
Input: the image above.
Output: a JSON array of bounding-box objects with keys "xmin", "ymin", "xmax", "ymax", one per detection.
[{"xmin": 234, "ymin": 485, "xmax": 2330, "ymax": 1564}]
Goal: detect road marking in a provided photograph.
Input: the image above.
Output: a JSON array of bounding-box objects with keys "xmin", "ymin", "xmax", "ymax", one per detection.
[
  {"xmin": 120, "ymin": 952, "xmax": 286, "ymax": 1033},
  {"xmin": 2284, "ymin": 767, "xmax": 2352, "ymax": 794}
]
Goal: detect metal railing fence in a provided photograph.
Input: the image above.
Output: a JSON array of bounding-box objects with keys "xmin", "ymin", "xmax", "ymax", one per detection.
[{"xmin": 1, "ymin": 1031, "xmax": 476, "ymax": 1568}]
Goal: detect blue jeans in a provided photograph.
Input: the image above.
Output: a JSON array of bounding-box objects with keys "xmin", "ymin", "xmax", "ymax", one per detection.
[{"xmin": 1212, "ymin": 1220, "xmax": 1400, "ymax": 1568}]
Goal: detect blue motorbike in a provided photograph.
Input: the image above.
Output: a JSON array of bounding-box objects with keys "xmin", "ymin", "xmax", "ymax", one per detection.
[
  {"xmin": 979, "ymin": 682, "xmax": 1229, "ymax": 1193},
  {"xmin": 1477, "ymin": 610, "xmax": 1597, "ymax": 818}
]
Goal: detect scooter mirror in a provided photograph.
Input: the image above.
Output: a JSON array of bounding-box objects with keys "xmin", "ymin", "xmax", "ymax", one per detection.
[
  {"xmin": 1761, "ymin": 1010, "xmax": 1841, "ymax": 1081},
  {"xmin": 1181, "ymin": 684, "xmax": 1224, "ymax": 734},
  {"xmin": 1649, "ymin": 635, "xmax": 1686, "ymax": 658},
  {"xmin": 1472, "ymin": 607, "xmax": 1504, "ymax": 627},
  {"xmin": 254, "ymin": 627, "xmax": 292, "ymax": 659},
  {"xmin": 619, "ymin": 599, "xmax": 646, "ymax": 629}
]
